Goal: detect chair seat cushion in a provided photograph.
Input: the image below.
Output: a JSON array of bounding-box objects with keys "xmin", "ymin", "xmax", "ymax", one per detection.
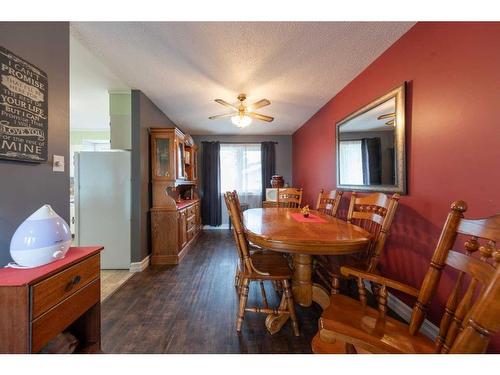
[
  {"xmin": 244, "ymin": 251, "xmax": 292, "ymax": 280},
  {"xmin": 319, "ymin": 294, "xmax": 435, "ymax": 354}
]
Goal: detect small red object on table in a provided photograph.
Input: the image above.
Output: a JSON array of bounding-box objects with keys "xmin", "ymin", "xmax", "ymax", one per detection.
[{"xmin": 290, "ymin": 212, "xmax": 327, "ymax": 223}]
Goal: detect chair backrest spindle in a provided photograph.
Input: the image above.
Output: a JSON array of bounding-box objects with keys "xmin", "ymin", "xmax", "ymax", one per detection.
[
  {"xmin": 316, "ymin": 189, "xmax": 343, "ymax": 217},
  {"xmin": 346, "ymin": 192, "xmax": 400, "ymax": 272},
  {"xmin": 277, "ymin": 188, "xmax": 303, "ymax": 208}
]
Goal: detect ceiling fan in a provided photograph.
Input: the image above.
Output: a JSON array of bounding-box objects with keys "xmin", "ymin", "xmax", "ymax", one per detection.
[
  {"xmin": 209, "ymin": 93, "xmax": 274, "ymax": 128},
  {"xmin": 377, "ymin": 112, "xmax": 396, "ymax": 126}
]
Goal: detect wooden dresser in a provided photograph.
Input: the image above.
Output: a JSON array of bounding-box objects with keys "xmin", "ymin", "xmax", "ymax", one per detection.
[
  {"xmin": 0, "ymin": 246, "xmax": 103, "ymax": 353},
  {"xmin": 149, "ymin": 127, "xmax": 201, "ymax": 265}
]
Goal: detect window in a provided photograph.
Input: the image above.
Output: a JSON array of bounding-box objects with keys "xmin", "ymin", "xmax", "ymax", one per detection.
[
  {"xmin": 220, "ymin": 143, "xmax": 262, "ymax": 194},
  {"xmin": 220, "ymin": 144, "xmax": 262, "ymax": 219},
  {"xmin": 339, "ymin": 140, "xmax": 363, "ymax": 185}
]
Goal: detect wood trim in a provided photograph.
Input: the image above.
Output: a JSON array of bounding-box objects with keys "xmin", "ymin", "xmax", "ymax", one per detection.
[
  {"xmin": 151, "ymin": 229, "xmax": 200, "ymax": 265},
  {"xmin": 129, "ymin": 255, "xmax": 150, "ymax": 273}
]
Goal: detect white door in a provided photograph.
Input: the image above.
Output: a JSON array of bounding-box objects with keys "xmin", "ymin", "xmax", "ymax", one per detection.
[{"xmin": 75, "ymin": 151, "xmax": 131, "ymax": 269}]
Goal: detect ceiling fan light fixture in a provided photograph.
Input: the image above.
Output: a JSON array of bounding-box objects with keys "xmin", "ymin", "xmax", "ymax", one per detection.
[{"xmin": 231, "ymin": 114, "xmax": 252, "ymax": 128}]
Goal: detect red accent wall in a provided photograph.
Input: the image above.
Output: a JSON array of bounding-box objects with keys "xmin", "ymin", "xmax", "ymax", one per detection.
[{"xmin": 292, "ymin": 22, "xmax": 500, "ymax": 350}]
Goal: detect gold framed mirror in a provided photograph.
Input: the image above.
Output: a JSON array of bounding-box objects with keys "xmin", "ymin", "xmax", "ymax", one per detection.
[{"xmin": 336, "ymin": 83, "xmax": 406, "ymax": 194}]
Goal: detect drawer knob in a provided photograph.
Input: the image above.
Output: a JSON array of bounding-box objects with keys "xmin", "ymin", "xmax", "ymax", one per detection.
[{"xmin": 65, "ymin": 275, "xmax": 82, "ymax": 292}]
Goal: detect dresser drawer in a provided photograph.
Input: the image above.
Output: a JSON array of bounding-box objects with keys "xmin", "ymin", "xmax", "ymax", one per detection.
[
  {"xmin": 31, "ymin": 278, "xmax": 100, "ymax": 353},
  {"xmin": 31, "ymin": 254, "xmax": 100, "ymax": 319},
  {"xmin": 187, "ymin": 205, "xmax": 196, "ymax": 216}
]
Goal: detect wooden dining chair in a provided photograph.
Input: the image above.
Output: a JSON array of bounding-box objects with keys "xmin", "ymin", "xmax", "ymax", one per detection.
[
  {"xmin": 315, "ymin": 189, "xmax": 343, "ymax": 217},
  {"xmin": 315, "ymin": 192, "xmax": 400, "ymax": 294},
  {"xmin": 224, "ymin": 191, "xmax": 300, "ymax": 336},
  {"xmin": 230, "ymin": 190, "xmax": 269, "ymax": 291},
  {"xmin": 312, "ymin": 201, "xmax": 500, "ymax": 354},
  {"xmin": 277, "ymin": 187, "xmax": 303, "ymax": 208}
]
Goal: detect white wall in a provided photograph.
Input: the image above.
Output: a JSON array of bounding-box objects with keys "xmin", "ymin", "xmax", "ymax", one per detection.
[{"xmin": 70, "ymin": 34, "xmax": 129, "ymax": 131}]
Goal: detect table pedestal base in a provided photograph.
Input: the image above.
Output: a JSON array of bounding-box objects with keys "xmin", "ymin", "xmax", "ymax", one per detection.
[{"xmin": 265, "ymin": 254, "xmax": 331, "ymax": 334}]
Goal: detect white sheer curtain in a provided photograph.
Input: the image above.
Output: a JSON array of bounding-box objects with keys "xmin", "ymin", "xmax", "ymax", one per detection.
[
  {"xmin": 339, "ymin": 140, "xmax": 363, "ymax": 185},
  {"xmin": 220, "ymin": 143, "xmax": 262, "ymax": 225}
]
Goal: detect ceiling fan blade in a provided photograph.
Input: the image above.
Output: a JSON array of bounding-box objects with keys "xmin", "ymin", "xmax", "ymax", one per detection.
[
  {"xmin": 209, "ymin": 113, "xmax": 235, "ymax": 120},
  {"xmin": 214, "ymin": 99, "xmax": 239, "ymax": 111},
  {"xmin": 377, "ymin": 113, "xmax": 395, "ymax": 120},
  {"xmin": 247, "ymin": 99, "xmax": 270, "ymax": 111},
  {"xmin": 385, "ymin": 119, "xmax": 395, "ymax": 126},
  {"xmin": 249, "ymin": 112, "xmax": 274, "ymax": 122}
]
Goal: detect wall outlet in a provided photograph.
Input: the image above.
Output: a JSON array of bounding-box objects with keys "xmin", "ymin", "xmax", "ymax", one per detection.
[{"xmin": 53, "ymin": 155, "xmax": 65, "ymax": 172}]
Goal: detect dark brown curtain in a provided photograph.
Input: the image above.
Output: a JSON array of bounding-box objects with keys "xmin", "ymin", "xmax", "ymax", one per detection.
[
  {"xmin": 201, "ymin": 141, "xmax": 221, "ymax": 226},
  {"xmin": 261, "ymin": 142, "xmax": 276, "ymax": 201},
  {"xmin": 361, "ymin": 137, "xmax": 382, "ymax": 184}
]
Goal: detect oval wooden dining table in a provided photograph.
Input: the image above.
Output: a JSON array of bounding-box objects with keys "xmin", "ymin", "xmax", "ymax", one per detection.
[{"xmin": 243, "ymin": 207, "xmax": 372, "ymax": 334}]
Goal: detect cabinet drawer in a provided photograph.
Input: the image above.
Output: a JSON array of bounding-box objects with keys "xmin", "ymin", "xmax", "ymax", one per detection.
[
  {"xmin": 31, "ymin": 255, "xmax": 100, "ymax": 319},
  {"xmin": 187, "ymin": 219, "xmax": 197, "ymax": 232},
  {"xmin": 187, "ymin": 205, "xmax": 196, "ymax": 216},
  {"xmin": 187, "ymin": 226, "xmax": 196, "ymax": 241},
  {"xmin": 31, "ymin": 278, "xmax": 100, "ymax": 353}
]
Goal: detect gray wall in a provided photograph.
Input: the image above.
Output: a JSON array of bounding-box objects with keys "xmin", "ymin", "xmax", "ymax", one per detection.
[
  {"xmin": 192, "ymin": 134, "xmax": 293, "ymax": 225},
  {"xmin": 0, "ymin": 22, "xmax": 70, "ymax": 266},
  {"xmin": 131, "ymin": 90, "xmax": 177, "ymax": 262}
]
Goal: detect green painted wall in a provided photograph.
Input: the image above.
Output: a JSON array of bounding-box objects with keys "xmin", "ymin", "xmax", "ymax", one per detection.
[{"xmin": 70, "ymin": 130, "xmax": 110, "ymax": 145}]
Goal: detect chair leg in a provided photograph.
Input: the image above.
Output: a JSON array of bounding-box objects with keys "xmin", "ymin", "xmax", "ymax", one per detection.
[
  {"xmin": 283, "ymin": 279, "xmax": 300, "ymax": 336},
  {"xmin": 332, "ymin": 276, "xmax": 340, "ymax": 295},
  {"xmin": 234, "ymin": 266, "xmax": 240, "ymax": 288},
  {"xmin": 259, "ymin": 281, "xmax": 269, "ymax": 309},
  {"xmin": 345, "ymin": 343, "xmax": 357, "ymax": 354},
  {"xmin": 236, "ymin": 278, "xmax": 250, "ymax": 332}
]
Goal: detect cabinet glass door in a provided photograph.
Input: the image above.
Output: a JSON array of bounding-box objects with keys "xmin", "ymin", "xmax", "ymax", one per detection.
[
  {"xmin": 156, "ymin": 138, "xmax": 171, "ymax": 178},
  {"xmin": 177, "ymin": 142, "xmax": 185, "ymax": 179}
]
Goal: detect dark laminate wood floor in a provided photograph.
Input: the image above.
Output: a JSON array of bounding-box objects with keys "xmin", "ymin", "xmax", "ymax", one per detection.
[{"xmin": 101, "ymin": 230, "xmax": 322, "ymax": 353}]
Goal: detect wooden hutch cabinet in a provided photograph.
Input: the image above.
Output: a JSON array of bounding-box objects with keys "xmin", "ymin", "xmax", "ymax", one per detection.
[{"xmin": 150, "ymin": 127, "xmax": 201, "ymax": 265}]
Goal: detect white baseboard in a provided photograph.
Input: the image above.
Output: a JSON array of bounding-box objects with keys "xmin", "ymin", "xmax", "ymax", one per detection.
[
  {"xmin": 203, "ymin": 224, "xmax": 229, "ymax": 230},
  {"xmin": 129, "ymin": 255, "xmax": 150, "ymax": 273},
  {"xmin": 364, "ymin": 281, "xmax": 439, "ymax": 340}
]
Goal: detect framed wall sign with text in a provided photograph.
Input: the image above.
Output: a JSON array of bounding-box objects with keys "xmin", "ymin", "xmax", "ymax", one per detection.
[{"xmin": 0, "ymin": 46, "xmax": 48, "ymax": 163}]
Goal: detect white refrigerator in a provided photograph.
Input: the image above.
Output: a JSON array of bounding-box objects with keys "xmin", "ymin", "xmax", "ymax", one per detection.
[{"xmin": 74, "ymin": 150, "xmax": 131, "ymax": 269}]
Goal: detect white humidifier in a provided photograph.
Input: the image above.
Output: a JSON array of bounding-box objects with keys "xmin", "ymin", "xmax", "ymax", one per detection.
[{"xmin": 9, "ymin": 205, "xmax": 72, "ymax": 268}]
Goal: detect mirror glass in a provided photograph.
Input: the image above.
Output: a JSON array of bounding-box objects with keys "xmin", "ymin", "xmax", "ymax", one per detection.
[{"xmin": 336, "ymin": 84, "xmax": 406, "ymax": 194}]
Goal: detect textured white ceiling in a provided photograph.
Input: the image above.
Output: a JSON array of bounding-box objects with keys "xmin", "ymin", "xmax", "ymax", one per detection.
[{"xmin": 71, "ymin": 22, "xmax": 414, "ymax": 135}]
